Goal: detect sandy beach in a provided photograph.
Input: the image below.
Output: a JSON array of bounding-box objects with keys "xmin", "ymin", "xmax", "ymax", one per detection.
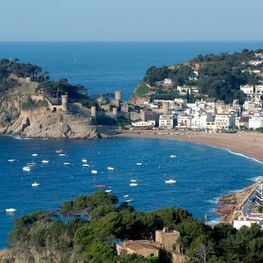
[{"xmin": 117, "ymin": 130, "xmax": 263, "ymax": 162}]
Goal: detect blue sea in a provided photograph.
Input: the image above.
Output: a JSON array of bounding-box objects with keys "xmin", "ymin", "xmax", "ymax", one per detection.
[{"xmin": 0, "ymin": 42, "xmax": 263, "ymax": 248}]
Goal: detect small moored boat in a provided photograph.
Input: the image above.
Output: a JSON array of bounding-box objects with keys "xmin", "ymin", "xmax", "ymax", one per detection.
[
  {"xmin": 82, "ymin": 159, "xmax": 88, "ymax": 163},
  {"xmin": 32, "ymin": 153, "xmax": 38, "ymax": 157},
  {"xmin": 91, "ymin": 170, "xmax": 98, "ymax": 174},
  {"xmin": 107, "ymin": 166, "xmax": 114, "ymax": 171},
  {"xmin": 8, "ymin": 159, "xmax": 16, "ymax": 162},
  {"xmin": 22, "ymin": 166, "xmax": 31, "ymax": 172},
  {"xmin": 170, "ymin": 155, "xmax": 176, "ymax": 158},
  {"xmin": 32, "ymin": 182, "xmax": 40, "ymax": 187},
  {"xmin": 41, "ymin": 160, "xmax": 49, "ymax": 164},
  {"xmin": 6, "ymin": 208, "xmax": 16, "ymax": 213},
  {"xmin": 130, "ymin": 179, "xmax": 137, "ymax": 183},
  {"xmin": 105, "ymin": 189, "xmax": 112, "ymax": 193},
  {"xmin": 129, "ymin": 182, "xmax": 138, "ymax": 187},
  {"xmin": 165, "ymin": 179, "xmax": 176, "ymax": 184}
]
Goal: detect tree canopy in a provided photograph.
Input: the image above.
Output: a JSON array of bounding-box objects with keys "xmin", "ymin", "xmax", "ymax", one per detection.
[{"xmin": 8, "ymin": 192, "xmax": 263, "ymax": 263}]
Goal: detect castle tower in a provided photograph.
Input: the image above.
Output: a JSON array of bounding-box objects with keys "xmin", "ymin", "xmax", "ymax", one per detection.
[
  {"xmin": 91, "ymin": 106, "xmax": 97, "ymax": 118},
  {"xmin": 162, "ymin": 101, "xmax": 169, "ymax": 115},
  {"xmin": 115, "ymin": 90, "xmax": 122, "ymax": 101},
  {"xmin": 61, "ymin": 94, "xmax": 68, "ymax": 112}
]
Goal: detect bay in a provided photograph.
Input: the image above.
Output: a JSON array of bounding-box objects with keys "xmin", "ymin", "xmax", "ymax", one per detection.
[
  {"xmin": 0, "ymin": 135, "xmax": 262, "ymax": 248},
  {"xmin": 0, "ymin": 42, "xmax": 263, "ymax": 248}
]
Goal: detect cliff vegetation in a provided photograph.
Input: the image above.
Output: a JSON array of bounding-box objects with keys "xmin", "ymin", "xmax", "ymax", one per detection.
[
  {"xmin": 1, "ymin": 192, "xmax": 263, "ymax": 263},
  {"xmin": 135, "ymin": 49, "xmax": 263, "ymax": 104}
]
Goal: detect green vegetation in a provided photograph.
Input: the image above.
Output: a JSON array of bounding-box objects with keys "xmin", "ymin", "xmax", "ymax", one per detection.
[
  {"xmin": 93, "ymin": 113, "xmax": 131, "ymax": 127},
  {"xmin": 0, "ymin": 58, "xmax": 96, "ymax": 109},
  {"xmin": 143, "ymin": 49, "xmax": 261, "ymax": 104},
  {"xmin": 143, "ymin": 65, "xmax": 194, "ymax": 87},
  {"xmin": 8, "ymin": 192, "xmax": 263, "ymax": 263},
  {"xmin": 134, "ymin": 84, "xmax": 150, "ymax": 97}
]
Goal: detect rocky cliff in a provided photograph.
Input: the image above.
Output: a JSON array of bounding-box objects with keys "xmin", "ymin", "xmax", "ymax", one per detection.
[{"xmin": 0, "ymin": 77, "xmax": 97, "ymax": 139}]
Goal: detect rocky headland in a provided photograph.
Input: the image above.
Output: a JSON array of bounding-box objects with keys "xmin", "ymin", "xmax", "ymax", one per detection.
[{"xmin": 0, "ymin": 64, "xmax": 97, "ymax": 139}]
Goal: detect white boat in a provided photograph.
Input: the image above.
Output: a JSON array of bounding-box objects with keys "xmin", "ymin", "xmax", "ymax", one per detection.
[
  {"xmin": 82, "ymin": 159, "xmax": 88, "ymax": 163},
  {"xmin": 123, "ymin": 194, "xmax": 129, "ymax": 198},
  {"xmin": 125, "ymin": 199, "xmax": 133, "ymax": 202},
  {"xmin": 41, "ymin": 160, "xmax": 49, "ymax": 164},
  {"xmin": 64, "ymin": 162, "xmax": 71, "ymax": 166},
  {"xmin": 5, "ymin": 208, "xmax": 16, "ymax": 213},
  {"xmin": 8, "ymin": 159, "xmax": 16, "ymax": 162},
  {"xmin": 130, "ymin": 179, "xmax": 137, "ymax": 183},
  {"xmin": 170, "ymin": 155, "xmax": 176, "ymax": 158},
  {"xmin": 165, "ymin": 179, "xmax": 176, "ymax": 184},
  {"xmin": 105, "ymin": 189, "xmax": 112, "ymax": 193},
  {"xmin": 22, "ymin": 166, "xmax": 31, "ymax": 172},
  {"xmin": 32, "ymin": 153, "xmax": 38, "ymax": 157},
  {"xmin": 32, "ymin": 182, "xmax": 40, "ymax": 187},
  {"xmin": 59, "ymin": 153, "xmax": 66, "ymax": 157},
  {"xmin": 91, "ymin": 170, "xmax": 98, "ymax": 174},
  {"xmin": 107, "ymin": 166, "xmax": 114, "ymax": 171},
  {"xmin": 82, "ymin": 164, "xmax": 89, "ymax": 168},
  {"xmin": 56, "ymin": 149, "xmax": 63, "ymax": 154},
  {"xmin": 130, "ymin": 182, "xmax": 138, "ymax": 187},
  {"xmin": 136, "ymin": 162, "xmax": 142, "ymax": 166}
]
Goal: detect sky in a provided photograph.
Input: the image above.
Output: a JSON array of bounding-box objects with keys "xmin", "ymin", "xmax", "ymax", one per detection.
[{"xmin": 0, "ymin": 0, "xmax": 263, "ymax": 41}]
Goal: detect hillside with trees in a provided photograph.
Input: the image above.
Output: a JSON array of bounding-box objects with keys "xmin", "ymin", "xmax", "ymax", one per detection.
[
  {"xmin": 137, "ymin": 49, "xmax": 263, "ymax": 104},
  {"xmin": 2, "ymin": 192, "xmax": 263, "ymax": 263}
]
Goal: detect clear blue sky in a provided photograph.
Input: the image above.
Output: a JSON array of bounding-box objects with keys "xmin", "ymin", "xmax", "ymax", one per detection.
[{"xmin": 0, "ymin": 0, "xmax": 263, "ymax": 41}]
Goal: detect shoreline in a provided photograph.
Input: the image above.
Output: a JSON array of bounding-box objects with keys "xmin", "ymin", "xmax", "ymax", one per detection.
[
  {"xmin": 116, "ymin": 130, "xmax": 263, "ymax": 162},
  {"xmin": 117, "ymin": 129, "xmax": 263, "ymax": 224}
]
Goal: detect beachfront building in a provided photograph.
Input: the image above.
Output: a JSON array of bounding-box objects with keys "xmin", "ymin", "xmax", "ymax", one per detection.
[
  {"xmin": 248, "ymin": 113, "xmax": 263, "ymax": 129},
  {"xmin": 131, "ymin": 120, "xmax": 156, "ymax": 129},
  {"xmin": 214, "ymin": 114, "xmax": 235, "ymax": 131},
  {"xmin": 235, "ymin": 116, "xmax": 249, "ymax": 129},
  {"xmin": 177, "ymin": 114, "xmax": 192, "ymax": 129},
  {"xmin": 159, "ymin": 114, "xmax": 174, "ymax": 129},
  {"xmin": 191, "ymin": 112, "xmax": 214, "ymax": 130}
]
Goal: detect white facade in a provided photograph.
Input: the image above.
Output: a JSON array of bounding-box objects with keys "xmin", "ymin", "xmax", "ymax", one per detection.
[
  {"xmin": 215, "ymin": 114, "xmax": 235, "ymax": 130},
  {"xmin": 177, "ymin": 114, "xmax": 192, "ymax": 128},
  {"xmin": 191, "ymin": 113, "xmax": 213, "ymax": 129},
  {"xmin": 159, "ymin": 114, "xmax": 174, "ymax": 129},
  {"xmin": 249, "ymin": 113, "xmax": 263, "ymax": 129},
  {"xmin": 233, "ymin": 219, "xmax": 262, "ymax": 230},
  {"xmin": 240, "ymin": 84, "xmax": 254, "ymax": 95},
  {"xmin": 131, "ymin": 120, "xmax": 156, "ymax": 128}
]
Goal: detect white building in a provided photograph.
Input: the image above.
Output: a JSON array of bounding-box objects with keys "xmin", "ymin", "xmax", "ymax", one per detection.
[
  {"xmin": 233, "ymin": 216, "xmax": 263, "ymax": 230},
  {"xmin": 177, "ymin": 114, "xmax": 192, "ymax": 128},
  {"xmin": 159, "ymin": 114, "xmax": 174, "ymax": 129},
  {"xmin": 131, "ymin": 120, "xmax": 156, "ymax": 128},
  {"xmin": 248, "ymin": 113, "xmax": 263, "ymax": 129},
  {"xmin": 215, "ymin": 114, "xmax": 235, "ymax": 131},
  {"xmin": 191, "ymin": 112, "xmax": 214, "ymax": 130},
  {"xmin": 240, "ymin": 84, "xmax": 254, "ymax": 96}
]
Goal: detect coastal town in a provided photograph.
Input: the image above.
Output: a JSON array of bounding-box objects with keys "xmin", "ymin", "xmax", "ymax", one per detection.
[{"xmin": 90, "ymin": 51, "xmax": 263, "ymax": 133}]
